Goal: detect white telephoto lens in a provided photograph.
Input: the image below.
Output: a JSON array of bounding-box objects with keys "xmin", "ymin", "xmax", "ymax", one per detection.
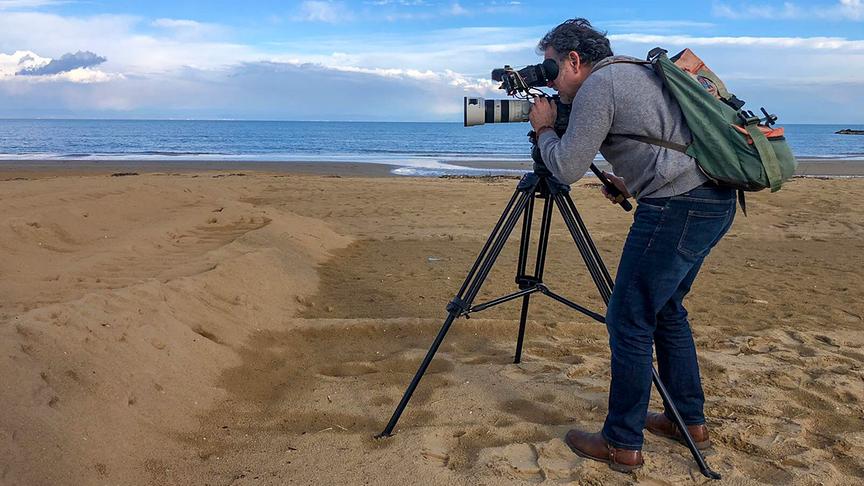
[
  {"xmin": 464, "ymin": 97, "xmax": 486, "ymax": 126},
  {"xmin": 464, "ymin": 97, "xmax": 532, "ymax": 126}
]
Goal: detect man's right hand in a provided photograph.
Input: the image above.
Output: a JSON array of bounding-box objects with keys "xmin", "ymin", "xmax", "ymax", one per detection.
[{"xmin": 601, "ymin": 171, "xmax": 632, "ymax": 204}]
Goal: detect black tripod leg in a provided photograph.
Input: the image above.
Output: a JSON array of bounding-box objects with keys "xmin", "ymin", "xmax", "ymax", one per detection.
[
  {"xmin": 461, "ymin": 189, "xmax": 535, "ymax": 306},
  {"xmin": 514, "ymin": 295, "xmax": 531, "ymax": 364},
  {"xmin": 456, "ymin": 189, "xmax": 521, "ymax": 299},
  {"xmin": 376, "ymin": 313, "xmax": 458, "ymax": 438},
  {"xmin": 515, "ymin": 191, "xmax": 535, "ymax": 283},
  {"xmin": 514, "ymin": 191, "xmax": 554, "ymax": 363},
  {"xmin": 552, "ymin": 193, "xmax": 612, "ymax": 302},
  {"xmin": 652, "ymin": 369, "xmax": 722, "ymax": 479},
  {"xmin": 562, "ymin": 191, "xmax": 614, "ymax": 290},
  {"xmin": 513, "ymin": 193, "xmax": 535, "ymax": 364},
  {"xmin": 377, "ymin": 186, "xmax": 535, "ymax": 438}
]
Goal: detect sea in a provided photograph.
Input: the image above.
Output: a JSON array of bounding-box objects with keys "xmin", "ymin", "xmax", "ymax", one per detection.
[{"xmin": 0, "ymin": 119, "xmax": 862, "ymax": 177}]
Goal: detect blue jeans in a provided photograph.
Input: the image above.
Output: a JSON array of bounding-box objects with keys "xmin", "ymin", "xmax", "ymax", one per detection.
[{"xmin": 600, "ymin": 183, "xmax": 736, "ymax": 450}]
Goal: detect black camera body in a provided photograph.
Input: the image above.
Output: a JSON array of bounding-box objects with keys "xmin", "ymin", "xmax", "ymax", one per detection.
[{"xmin": 491, "ymin": 59, "xmax": 559, "ymax": 97}]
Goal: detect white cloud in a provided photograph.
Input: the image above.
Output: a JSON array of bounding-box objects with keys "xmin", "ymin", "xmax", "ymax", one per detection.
[
  {"xmin": 840, "ymin": 0, "xmax": 864, "ymax": 19},
  {"xmin": 327, "ymin": 64, "xmax": 498, "ymax": 92},
  {"xmin": 0, "ymin": 50, "xmax": 48, "ymax": 78},
  {"xmin": 0, "ymin": 49, "xmax": 120, "ymax": 83},
  {"xmin": 713, "ymin": 0, "xmax": 864, "ymax": 21},
  {"xmin": 609, "ymin": 33, "xmax": 864, "ymax": 51},
  {"xmin": 17, "ymin": 50, "xmax": 105, "ymax": 75},
  {"xmin": 293, "ymin": 1, "xmax": 349, "ymax": 23},
  {"xmin": 601, "ymin": 20, "xmax": 717, "ymax": 33},
  {"xmin": 27, "ymin": 67, "xmax": 123, "ymax": 83},
  {"xmin": 0, "ymin": 12, "xmax": 262, "ymax": 74},
  {"xmin": 151, "ymin": 18, "xmax": 203, "ymax": 29},
  {"xmin": 262, "ymin": 26, "xmax": 543, "ymax": 75},
  {"xmin": 150, "ymin": 18, "xmax": 226, "ymax": 41},
  {"xmin": 447, "ymin": 2, "xmax": 469, "ymax": 15}
]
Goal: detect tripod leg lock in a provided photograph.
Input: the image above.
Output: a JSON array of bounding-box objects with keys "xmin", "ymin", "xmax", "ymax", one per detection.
[
  {"xmin": 515, "ymin": 275, "xmax": 540, "ymax": 290},
  {"xmin": 446, "ymin": 297, "xmax": 469, "ymax": 316}
]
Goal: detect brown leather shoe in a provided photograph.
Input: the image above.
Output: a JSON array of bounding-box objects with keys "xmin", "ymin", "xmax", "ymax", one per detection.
[
  {"xmin": 645, "ymin": 412, "xmax": 711, "ymax": 450},
  {"xmin": 564, "ymin": 429, "xmax": 643, "ymax": 473}
]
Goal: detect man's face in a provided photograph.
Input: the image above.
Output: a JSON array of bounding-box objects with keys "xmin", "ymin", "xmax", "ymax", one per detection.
[{"xmin": 544, "ymin": 46, "xmax": 587, "ymax": 102}]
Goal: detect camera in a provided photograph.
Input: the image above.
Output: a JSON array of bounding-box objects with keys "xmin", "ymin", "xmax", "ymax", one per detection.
[
  {"xmin": 461, "ymin": 60, "xmax": 633, "ymax": 210},
  {"xmin": 463, "ymin": 59, "xmax": 559, "ymax": 127},
  {"xmin": 492, "ymin": 59, "xmax": 559, "ymax": 96}
]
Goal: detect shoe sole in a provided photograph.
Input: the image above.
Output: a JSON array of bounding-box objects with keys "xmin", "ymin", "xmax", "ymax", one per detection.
[
  {"xmin": 564, "ymin": 436, "xmax": 642, "ymax": 473},
  {"xmin": 646, "ymin": 426, "xmax": 711, "ymax": 450}
]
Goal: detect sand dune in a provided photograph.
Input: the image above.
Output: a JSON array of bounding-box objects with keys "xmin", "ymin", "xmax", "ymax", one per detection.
[{"xmin": 1, "ymin": 172, "xmax": 862, "ymax": 485}]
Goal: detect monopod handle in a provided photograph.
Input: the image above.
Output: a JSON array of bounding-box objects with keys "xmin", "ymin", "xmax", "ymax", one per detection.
[{"xmin": 590, "ymin": 164, "xmax": 633, "ymax": 212}]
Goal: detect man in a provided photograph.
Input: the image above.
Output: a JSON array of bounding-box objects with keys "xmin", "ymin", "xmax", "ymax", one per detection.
[{"xmin": 528, "ymin": 18, "xmax": 736, "ymax": 472}]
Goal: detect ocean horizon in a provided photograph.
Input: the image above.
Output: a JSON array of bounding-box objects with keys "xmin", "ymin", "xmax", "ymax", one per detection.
[{"xmin": 1, "ymin": 119, "xmax": 862, "ymax": 177}]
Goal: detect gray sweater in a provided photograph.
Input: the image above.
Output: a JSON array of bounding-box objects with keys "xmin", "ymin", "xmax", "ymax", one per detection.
[{"xmin": 538, "ymin": 56, "xmax": 707, "ymax": 199}]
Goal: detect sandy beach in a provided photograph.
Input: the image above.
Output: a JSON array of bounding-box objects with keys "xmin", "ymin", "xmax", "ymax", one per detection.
[{"xmin": 1, "ymin": 164, "xmax": 863, "ymax": 485}]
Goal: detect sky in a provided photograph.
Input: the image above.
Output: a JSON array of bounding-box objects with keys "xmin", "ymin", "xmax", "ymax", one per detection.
[{"xmin": 0, "ymin": 0, "xmax": 862, "ymax": 123}]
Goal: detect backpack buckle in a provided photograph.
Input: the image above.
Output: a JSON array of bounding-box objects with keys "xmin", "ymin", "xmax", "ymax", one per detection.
[
  {"xmin": 738, "ymin": 110, "xmax": 761, "ymax": 126},
  {"xmin": 647, "ymin": 47, "xmax": 667, "ymax": 62},
  {"xmin": 739, "ymin": 108, "xmax": 778, "ymax": 127},
  {"xmin": 721, "ymin": 94, "xmax": 746, "ymax": 111}
]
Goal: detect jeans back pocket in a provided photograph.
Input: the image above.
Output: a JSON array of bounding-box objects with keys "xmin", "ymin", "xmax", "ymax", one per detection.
[{"xmin": 677, "ymin": 208, "xmax": 732, "ymax": 258}]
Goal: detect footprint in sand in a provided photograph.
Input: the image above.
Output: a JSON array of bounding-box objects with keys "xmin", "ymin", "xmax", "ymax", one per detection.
[
  {"xmin": 420, "ymin": 433, "xmax": 452, "ymax": 467},
  {"xmin": 498, "ymin": 399, "xmax": 571, "ymax": 425},
  {"xmin": 499, "ymin": 365, "xmax": 532, "ymax": 383},
  {"xmin": 498, "ymin": 362, "xmax": 560, "ymax": 383},
  {"xmin": 318, "ymin": 362, "xmax": 378, "ymax": 377},
  {"xmin": 535, "ymin": 439, "xmax": 586, "ymax": 480},
  {"xmin": 477, "ymin": 439, "xmax": 583, "ymax": 481},
  {"xmin": 478, "ymin": 443, "xmax": 543, "ymax": 480}
]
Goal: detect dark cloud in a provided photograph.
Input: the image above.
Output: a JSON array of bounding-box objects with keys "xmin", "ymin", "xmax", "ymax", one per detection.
[{"xmin": 16, "ymin": 50, "xmax": 106, "ymax": 76}]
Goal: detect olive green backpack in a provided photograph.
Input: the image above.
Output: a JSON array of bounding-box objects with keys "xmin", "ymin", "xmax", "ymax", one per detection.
[{"xmin": 598, "ymin": 48, "xmax": 797, "ymax": 210}]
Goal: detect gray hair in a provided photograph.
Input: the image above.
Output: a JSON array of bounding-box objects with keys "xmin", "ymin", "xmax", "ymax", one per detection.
[{"xmin": 537, "ymin": 18, "xmax": 613, "ymax": 65}]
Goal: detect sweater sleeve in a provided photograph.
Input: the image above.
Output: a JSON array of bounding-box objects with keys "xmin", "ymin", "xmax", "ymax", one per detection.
[{"xmin": 537, "ymin": 70, "xmax": 615, "ymax": 185}]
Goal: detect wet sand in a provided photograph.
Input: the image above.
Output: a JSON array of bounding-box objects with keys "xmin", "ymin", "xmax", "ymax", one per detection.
[
  {"xmin": 449, "ymin": 158, "xmax": 864, "ymax": 178},
  {"xmin": 1, "ymin": 156, "xmax": 862, "ymax": 181}
]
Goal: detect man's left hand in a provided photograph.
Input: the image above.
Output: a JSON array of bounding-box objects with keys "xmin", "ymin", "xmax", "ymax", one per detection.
[{"xmin": 529, "ymin": 97, "xmax": 556, "ymax": 132}]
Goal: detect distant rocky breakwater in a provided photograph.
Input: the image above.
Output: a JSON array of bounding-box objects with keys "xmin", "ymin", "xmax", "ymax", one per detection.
[{"xmin": 835, "ymin": 129, "xmax": 864, "ymax": 135}]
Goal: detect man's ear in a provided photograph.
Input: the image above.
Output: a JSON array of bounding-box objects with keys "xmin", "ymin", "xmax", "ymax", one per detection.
[{"xmin": 568, "ymin": 51, "xmax": 582, "ymax": 73}]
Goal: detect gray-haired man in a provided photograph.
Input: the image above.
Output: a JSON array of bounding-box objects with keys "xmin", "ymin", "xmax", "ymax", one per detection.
[{"xmin": 529, "ymin": 18, "xmax": 733, "ymax": 472}]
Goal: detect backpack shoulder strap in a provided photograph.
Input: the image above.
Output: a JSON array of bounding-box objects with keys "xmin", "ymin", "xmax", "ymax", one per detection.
[
  {"xmin": 618, "ymin": 134, "xmax": 689, "ymax": 154},
  {"xmin": 591, "ymin": 55, "xmax": 652, "ymax": 73}
]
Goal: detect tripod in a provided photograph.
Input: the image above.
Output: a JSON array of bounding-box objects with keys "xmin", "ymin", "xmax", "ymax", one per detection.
[{"xmin": 376, "ymin": 161, "xmax": 721, "ymax": 480}]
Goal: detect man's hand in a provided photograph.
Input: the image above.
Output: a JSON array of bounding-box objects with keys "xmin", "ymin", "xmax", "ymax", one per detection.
[
  {"xmin": 529, "ymin": 97, "xmax": 556, "ymax": 132},
  {"xmin": 600, "ymin": 171, "xmax": 632, "ymax": 204}
]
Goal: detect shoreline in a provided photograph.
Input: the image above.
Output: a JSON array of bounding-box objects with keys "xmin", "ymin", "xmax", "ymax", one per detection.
[
  {"xmin": 0, "ymin": 160, "xmax": 398, "ymax": 180},
  {"xmin": 0, "ymin": 157, "xmax": 862, "ymax": 180}
]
